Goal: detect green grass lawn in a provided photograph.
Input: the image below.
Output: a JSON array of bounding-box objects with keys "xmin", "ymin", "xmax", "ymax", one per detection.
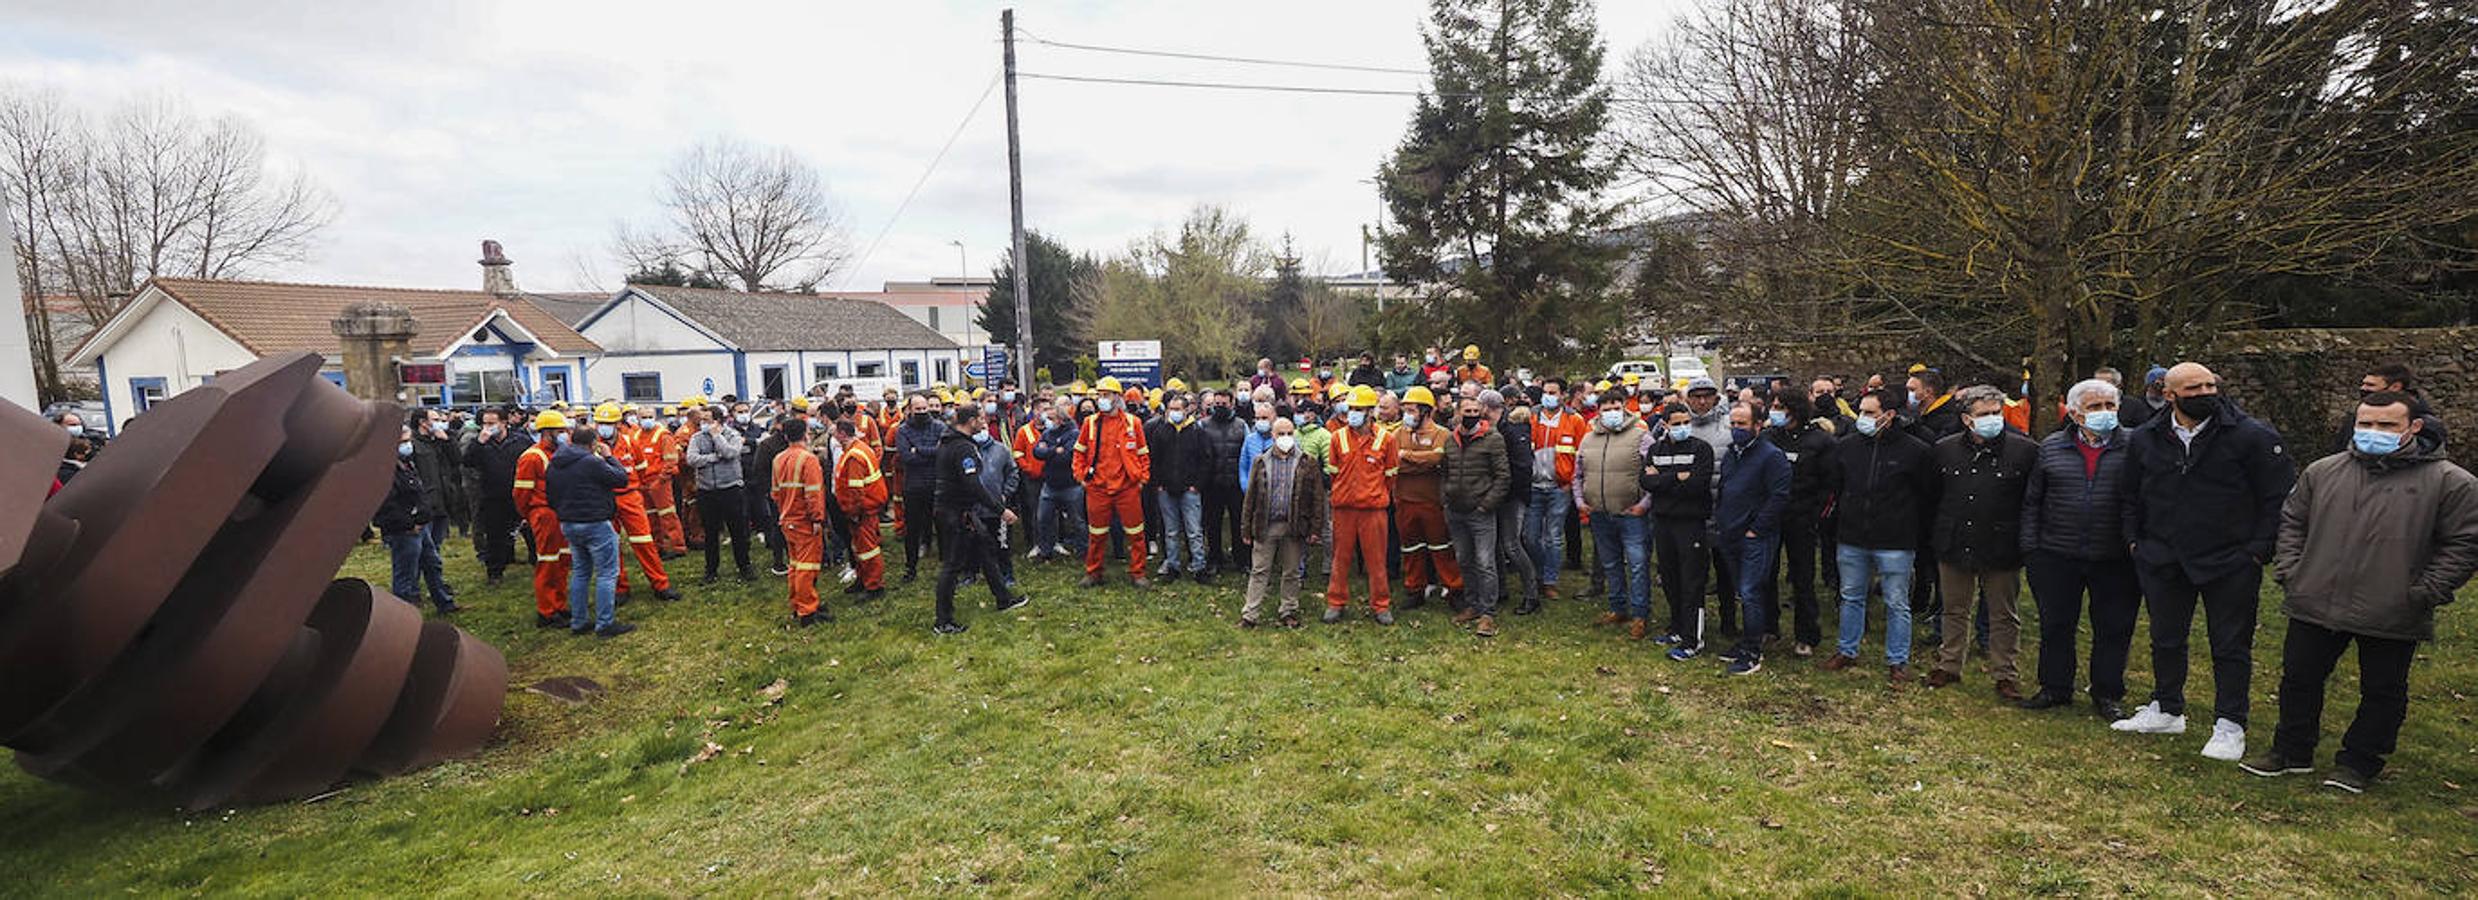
[{"xmin": 2, "ymin": 528, "xmax": 2473, "ymax": 896}]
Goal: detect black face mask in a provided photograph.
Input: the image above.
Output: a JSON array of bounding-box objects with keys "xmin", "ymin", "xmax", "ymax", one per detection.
[
  {"xmin": 910, "ymin": 412, "xmax": 931, "ymax": 427},
  {"xmin": 2175, "ymin": 395, "xmax": 2218, "ymax": 420},
  {"xmin": 1210, "ymin": 405, "xmax": 1233, "ymax": 422}
]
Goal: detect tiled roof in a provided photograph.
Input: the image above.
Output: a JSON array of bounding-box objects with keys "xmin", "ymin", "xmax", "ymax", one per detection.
[
  {"xmin": 136, "ymin": 278, "xmax": 601, "ymax": 358},
  {"xmin": 627, "ymin": 285, "xmax": 959, "ymax": 352},
  {"xmin": 523, "ymin": 292, "xmax": 613, "ymax": 328}
]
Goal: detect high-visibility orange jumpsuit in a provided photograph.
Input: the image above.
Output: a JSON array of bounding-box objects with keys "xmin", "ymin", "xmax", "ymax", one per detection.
[
  {"xmin": 1076, "ymin": 410, "xmax": 1151, "ymax": 580},
  {"xmin": 773, "ymin": 442, "xmax": 827, "ymax": 618},
  {"xmin": 834, "ymin": 440, "xmax": 889, "ymax": 591},
  {"xmin": 669, "ymin": 426, "xmax": 704, "ymax": 550},
  {"xmin": 513, "ymin": 437, "xmax": 568, "ymax": 618},
  {"xmin": 640, "ymin": 423, "xmax": 687, "ymax": 554},
  {"xmin": 1393, "ymin": 420, "xmax": 1461, "ymax": 597},
  {"xmin": 610, "ymin": 430, "xmax": 673, "ymax": 593},
  {"xmin": 1325, "ymin": 422, "xmax": 1401, "ymax": 612}
]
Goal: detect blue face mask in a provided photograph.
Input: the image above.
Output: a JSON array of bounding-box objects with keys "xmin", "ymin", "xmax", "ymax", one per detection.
[
  {"xmin": 1293, "ymin": 413, "xmax": 1313, "ymax": 428},
  {"xmin": 1854, "ymin": 415, "xmax": 1882, "ymax": 437},
  {"xmin": 1600, "ymin": 410, "xmax": 1625, "ymax": 431},
  {"xmin": 2082, "ymin": 410, "xmax": 2118, "ymax": 434},
  {"xmin": 1167, "ymin": 410, "xmax": 1187, "ymax": 425},
  {"xmin": 2353, "ymin": 428, "xmax": 2405, "ymax": 456},
  {"xmin": 1541, "ymin": 395, "xmax": 1561, "ymax": 410},
  {"xmin": 1346, "ymin": 410, "xmax": 1368, "ymax": 429},
  {"xmin": 1252, "ymin": 420, "xmax": 1271, "ymax": 435},
  {"xmin": 1098, "ymin": 397, "xmax": 1117, "ymax": 413},
  {"xmin": 597, "ymin": 424, "xmax": 616, "ymax": 440},
  {"xmin": 1768, "ymin": 409, "xmax": 1789, "ymax": 428},
  {"xmin": 983, "ymin": 402, "xmax": 998, "ymax": 415},
  {"xmin": 972, "ymin": 430, "xmax": 992, "ymax": 445},
  {"xmin": 1731, "ymin": 426, "xmax": 1756, "ymax": 445},
  {"xmin": 1971, "ymin": 415, "xmax": 2006, "ymax": 439},
  {"xmin": 397, "ymin": 441, "xmax": 414, "ymax": 459},
  {"xmin": 1667, "ymin": 424, "xmax": 1694, "ymax": 442},
  {"xmin": 1908, "ymin": 390, "xmax": 1924, "ymax": 409},
  {"xmin": 556, "ymin": 432, "xmax": 572, "ymax": 446}
]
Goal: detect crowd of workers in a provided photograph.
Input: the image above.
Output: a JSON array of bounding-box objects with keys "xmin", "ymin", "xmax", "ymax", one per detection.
[{"xmin": 56, "ymin": 343, "xmax": 2469, "ymax": 796}]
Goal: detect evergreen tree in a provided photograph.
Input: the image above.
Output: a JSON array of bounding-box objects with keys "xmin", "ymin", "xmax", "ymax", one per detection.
[
  {"xmin": 1261, "ymin": 236, "xmax": 1309, "ymax": 364},
  {"xmin": 979, "ymin": 231, "xmax": 1098, "ymax": 380},
  {"xmin": 622, "ymin": 259, "xmax": 725, "ymax": 289},
  {"xmin": 1377, "ymin": 0, "xmax": 1627, "ymax": 369}
]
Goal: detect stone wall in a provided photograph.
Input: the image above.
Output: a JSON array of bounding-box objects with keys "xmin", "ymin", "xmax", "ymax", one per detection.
[{"xmin": 2210, "ymin": 327, "xmax": 2478, "ymax": 455}]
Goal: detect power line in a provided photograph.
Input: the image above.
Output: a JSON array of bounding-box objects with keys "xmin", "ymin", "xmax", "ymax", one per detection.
[
  {"xmin": 1022, "ymin": 34, "xmax": 1430, "ymax": 76},
  {"xmin": 1018, "ymin": 71, "xmax": 1681, "ymax": 105},
  {"xmin": 839, "ymin": 72, "xmax": 1002, "ymax": 291}
]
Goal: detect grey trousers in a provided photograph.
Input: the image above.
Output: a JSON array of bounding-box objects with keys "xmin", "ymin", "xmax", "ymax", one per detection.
[
  {"xmin": 1448, "ymin": 508, "xmax": 1500, "ymax": 616},
  {"xmin": 1244, "ymin": 519, "xmax": 1307, "ymax": 622}
]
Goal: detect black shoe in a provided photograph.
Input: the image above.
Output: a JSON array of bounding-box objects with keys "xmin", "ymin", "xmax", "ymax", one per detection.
[
  {"xmin": 2017, "ymin": 690, "xmax": 2075, "ymax": 710},
  {"xmin": 654, "ymin": 587, "xmax": 683, "ymax": 602},
  {"xmin": 859, "ymin": 588, "xmax": 885, "ymax": 602},
  {"xmin": 843, "ymin": 581, "xmax": 866, "ymax": 595},
  {"xmin": 535, "ymin": 612, "xmax": 572, "ymax": 629},
  {"xmin": 1400, "ymin": 591, "xmax": 1427, "ymax": 610},
  {"xmin": 796, "ymin": 610, "xmax": 832, "ymax": 627},
  {"xmin": 485, "ymin": 573, "xmax": 504, "ymax": 587},
  {"xmin": 770, "ymin": 565, "xmax": 791, "ymax": 577},
  {"xmin": 1513, "ymin": 597, "xmax": 1542, "ymax": 616},
  {"xmin": 595, "ymin": 622, "xmax": 636, "ymax": 639},
  {"xmin": 995, "ymin": 594, "xmax": 1031, "ymax": 613},
  {"xmin": 933, "ymin": 621, "xmax": 967, "ymax": 635},
  {"xmin": 1190, "ymin": 572, "xmax": 1213, "ymax": 587},
  {"xmin": 614, "ymin": 591, "xmax": 631, "ymax": 608},
  {"xmin": 569, "ymin": 625, "xmax": 593, "ymax": 636},
  {"xmin": 432, "ymin": 600, "xmax": 462, "ymax": 614},
  {"xmin": 736, "ymin": 569, "xmax": 755, "ymax": 582},
  {"xmin": 903, "ymin": 569, "xmax": 919, "ymax": 583},
  {"xmin": 701, "ymin": 573, "xmax": 720, "ymax": 586},
  {"xmin": 2093, "ymin": 699, "xmax": 2128, "ymax": 721},
  {"xmin": 1155, "ymin": 570, "xmax": 1180, "ymax": 584},
  {"xmin": 2239, "ymin": 750, "xmax": 2314, "ymax": 778},
  {"xmin": 2322, "ymin": 766, "xmax": 2374, "ymax": 794}
]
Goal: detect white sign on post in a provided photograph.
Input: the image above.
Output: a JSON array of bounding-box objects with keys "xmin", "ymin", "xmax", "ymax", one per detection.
[{"xmin": 1098, "ymin": 340, "xmax": 1161, "ymax": 361}]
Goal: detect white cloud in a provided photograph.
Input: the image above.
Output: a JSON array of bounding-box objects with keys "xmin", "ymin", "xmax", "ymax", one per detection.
[{"xmin": 0, "ymin": 0, "xmax": 1686, "ymax": 294}]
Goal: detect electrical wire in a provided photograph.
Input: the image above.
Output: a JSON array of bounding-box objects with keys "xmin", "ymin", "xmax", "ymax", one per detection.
[
  {"xmin": 838, "ymin": 72, "xmax": 1002, "ymax": 291},
  {"xmin": 1021, "ymin": 34, "xmax": 1430, "ymax": 76}
]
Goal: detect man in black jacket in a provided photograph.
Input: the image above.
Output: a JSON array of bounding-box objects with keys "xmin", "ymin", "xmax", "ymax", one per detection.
[
  {"xmin": 462, "ymin": 406, "xmax": 531, "ymax": 585},
  {"xmin": 2113, "ymin": 362, "xmax": 2296, "ymax": 765},
  {"xmin": 377, "ymin": 423, "xmax": 459, "ymax": 613},
  {"xmin": 894, "ymin": 393, "xmax": 946, "ymax": 581},
  {"xmin": 1196, "ymin": 390, "xmax": 1251, "ymax": 575},
  {"xmin": 1823, "ymin": 387, "xmax": 1938, "ymax": 682},
  {"xmin": 1492, "ymin": 390, "xmax": 1539, "ymax": 614},
  {"xmin": 931, "ymin": 405, "xmax": 1029, "ymax": 634},
  {"xmin": 1143, "ymin": 393, "xmax": 1215, "ymax": 583},
  {"xmin": 751, "ymin": 412, "xmax": 793, "ymax": 576},
  {"xmin": 2019, "ymin": 378, "xmax": 2140, "ymax": 719},
  {"xmin": 1766, "ymin": 389, "xmax": 1836, "ymax": 655},
  {"xmin": 1926, "ymin": 386, "xmax": 2039, "ymax": 698},
  {"xmin": 547, "ymin": 421, "xmax": 636, "ymax": 638}
]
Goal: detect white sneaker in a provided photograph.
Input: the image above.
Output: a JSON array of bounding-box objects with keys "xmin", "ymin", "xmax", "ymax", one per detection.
[
  {"xmin": 2200, "ymin": 718, "xmax": 2246, "ymax": 761},
  {"xmin": 837, "ymin": 567, "xmax": 856, "ymax": 585},
  {"xmin": 2109, "ymin": 701, "xmax": 2188, "ymax": 734}
]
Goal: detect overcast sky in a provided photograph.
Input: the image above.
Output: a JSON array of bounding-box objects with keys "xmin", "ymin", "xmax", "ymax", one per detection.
[{"xmin": 1, "ymin": 0, "xmax": 1686, "ymax": 295}]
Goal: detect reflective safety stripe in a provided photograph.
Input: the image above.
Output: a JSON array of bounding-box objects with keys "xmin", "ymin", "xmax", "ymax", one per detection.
[
  {"xmin": 512, "ymin": 479, "xmax": 536, "ymax": 489},
  {"xmin": 854, "ymin": 547, "xmax": 881, "ymax": 561},
  {"xmin": 803, "ymin": 485, "xmax": 822, "ymax": 492},
  {"xmin": 654, "ymin": 506, "xmax": 677, "ymax": 515},
  {"xmin": 1384, "ymin": 467, "xmax": 1400, "ymax": 477},
  {"xmin": 1554, "ymin": 446, "xmax": 1577, "ymax": 454},
  {"xmin": 627, "ymin": 534, "xmax": 655, "ymax": 544},
  {"xmin": 1087, "ymin": 526, "xmax": 1111, "ymax": 535},
  {"xmin": 845, "ymin": 473, "xmax": 882, "ymax": 487},
  {"xmin": 776, "ymin": 481, "xmax": 807, "ymax": 490},
  {"xmin": 790, "ymin": 561, "xmax": 823, "ymax": 571},
  {"xmin": 1124, "ymin": 524, "xmax": 1145, "ymax": 534}
]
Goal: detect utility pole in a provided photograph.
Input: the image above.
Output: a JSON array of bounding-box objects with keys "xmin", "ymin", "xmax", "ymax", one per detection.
[{"xmin": 1002, "ymin": 9, "xmax": 1036, "ymax": 389}]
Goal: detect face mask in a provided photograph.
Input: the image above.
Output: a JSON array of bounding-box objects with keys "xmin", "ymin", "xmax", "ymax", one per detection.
[
  {"xmin": 64, "ymin": 423, "xmax": 82, "ymax": 436},
  {"xmin": 982, "ymin": 402, "xmax": 998, "ymax": 415},
  {"xmin": 1424, "ymin": 354, "xmax": 1438, "ymax": 364},
  {"xmin": 2081, "ymin": 410, "xmax": 2118, "ymax": 434},
  {"xmin": 1907, "ymin": 390, "xmax": 1923, "ymax": 409},
  {"xmin": 1582, "ymin": 393, "xmax": 1598, "ymax": 408},
  {"xmin": 1293, "ymin": 413, "xmax": 1313, "ymax": 428},
  {"xmin": 2175, "ymin": 395, "xmax": 2217, "ymax": 420},
  {"xmin": 1731, "ymin": 427, "xmax": 1756, "ymax": 445},
  {"xmin": 737, "ymin": 413, "xmax": 752, "ymax": 425},
  {"xmin": 1768, "ymin": 409, "xmax": 1789, "ymax": 428},
  {"xmin": 1098, "ymin": 397, "xmax": 1118, "ymax": 413},
  {"xmin": 1346, "ymin": 410, "xmax": 1368, "ymax": 429},
  {"xmin": 1252, "ymin": 420, "xmax": 1271, "ymax": 434},
  {"xmin": 911, "ymin": 412, "xmax": 932, "ymax": 425},
  {"xmin": 1541, "ymin": 394, "xmax": 1561, "ymax": 410},
  {"xmin": 1405, "ymin": 411, "xmax": 1423, "ymax": 428},
  {"xmin": 1167, "ymin": 410, "xmax": 1187, "ymax": 425},
  {"xmin": 1274, "ymin": 435, "xmax": 1298, "ymax": 453},
  {"xmin": 597, "ymin": 424, "xmax": 616, "ymax": 440},
  {"xmin": 1318, "ymin": 370, "xmax": 1332, "ymax": 380},
  {"xmin": 1600, "ymin": 410, "xmax": 1625, "ymax": 430},
  {"xmin": 1971, "ymin": 415, "xmax": 2006, "ymax": 439},
  {"xmin": 1210, "ymin": 405, "xmax": 1233, "ymax": 421},
  {"xmin": 1664, "ymin": 424, "xmax": 1692, "ymax": 442},
  {"xmin": 1854, "ymin": 415, "xmax": 1881, "ymax": 437},
  {"xmin": 397, "ymin": 441, "xmax": 414, "ymax": 458},
  {"xmin": 1003, "ymin": 390, "xmax": 1018, "ymax": 403},
  {"xmin": 973, "ymin": 430, "xmax": 992, "ymax": 445},
  {"xmin": 1813, "ymin": 393, "xmax": 1835, "ymax": 409},
  {"xmin": 2353, "ymin": 428, "xmax": 2405, "ymax": 456},
  {"xmin": 556, "ymin": 432, "xmax": 572, "ymax": 446},
  {"xmin": 623, "ymin": 415, "xmax": 639, "ymax": 428}
]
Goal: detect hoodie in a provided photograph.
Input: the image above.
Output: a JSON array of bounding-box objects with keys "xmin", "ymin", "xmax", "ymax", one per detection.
[
  {"xmin": 547, "ymin": 440, "xmax": 629, "ymax": 524},
  {"xmin": 2276, "ymin": 439, "xmax": 2478, "ymax": 642}
]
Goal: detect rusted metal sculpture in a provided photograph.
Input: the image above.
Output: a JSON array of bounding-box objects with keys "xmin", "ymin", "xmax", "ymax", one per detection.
[{"xmin": 0, "ymin": 351, "xmax": 506, "ymax": 809}]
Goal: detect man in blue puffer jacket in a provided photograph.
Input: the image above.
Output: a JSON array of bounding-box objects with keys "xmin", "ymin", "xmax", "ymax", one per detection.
[{"xmin": 1711, "ymin": 402, "xmax": 1790, "ymax": 675}]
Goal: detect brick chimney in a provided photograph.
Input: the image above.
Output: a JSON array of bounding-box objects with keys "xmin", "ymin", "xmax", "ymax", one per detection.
[{"xmin": 479, "ymin": 239, "xmax": 517, "ymax": 295}]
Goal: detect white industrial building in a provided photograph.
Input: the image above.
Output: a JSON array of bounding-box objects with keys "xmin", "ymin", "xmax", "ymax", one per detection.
[{"xmin": 568, "ymin": 284, "xmax": 967, "ymax": 403}]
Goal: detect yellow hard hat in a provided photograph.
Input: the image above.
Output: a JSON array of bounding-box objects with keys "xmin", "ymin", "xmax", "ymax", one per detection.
[
  {"xmin": 658, "ymin": 405, "xmax": 678, "ymax": 417},
  {"xmin": 592, "ymin": 402, "xmax": 624, "ymax": 424},
  {"xmin": 1147, "ymin": 387, "xmax": 1164, "ymax": 406},
  {"xmin": 1462, "ymin": 344, "xmax": 1480, "ymax": 360},
  {"xmin": 1594, "ymin": 379, "xmax": 1613, "ymax": 392},
  {"xmin": 931, "ymin": 380, "xmax": 949, "ymax": 391},
  {"xmin": 789, "ymin": 396, "xmax": 811, "ymax": 412},
  {"xmin": 550, "ymin": 400, "xmax": 570, "ymax": 411},
  {"xmin": 1402, "ymin": 386, "xmax": 1437, "ymax": 408},
  {"xmin": 1349, "ymin": 385, "xmax": 1379, "ymax": 408},
  {"xmin": 1070, "ymin": 380, "xmax": 1090, "ymax": 395},
  {"xmin": 1327, "ymin": 383, "xmax": 1350, "ymax": 401},
  {"xmin": 1167, "ymin": 377, "xmax": 1188, "ymax": 393},
  {"xmin": 1288, "ymin": 377, "xmax": 1311, "ymax": 395},
  {"xmin": 533, "ymin": 409, "xmax": 569, "ymax": 431},
  {"xmin": 1907, "ymin": 362, "xmax": 1929, "ymax": 375},
  {"xmin": 1621, "ymin": 373, "xmax": 1641, "ymax": 386},
  {"xmin": 1096, "ymin": 376, "xmax": 1123, "ymax": 394},
  {"xmin": 970, "ymin": 386, "xmax": 986, "ymax": 400}
]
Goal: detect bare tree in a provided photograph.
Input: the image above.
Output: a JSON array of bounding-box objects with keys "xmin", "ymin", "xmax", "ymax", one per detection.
[
  {"xmin": 635, "ymin": 138, "xmax": 848, "ymax": 292},
  {"xmin": 2, "ymin": 87, "xmax": 331, "ymax": 401}
]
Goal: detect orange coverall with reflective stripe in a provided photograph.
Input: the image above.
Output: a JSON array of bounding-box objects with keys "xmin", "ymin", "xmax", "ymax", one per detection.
[
  {"xmin": 1324, "ymin": 424, "xmax": 1400, "ymax": 612},
  {"xmin": 513, "ymin": 440, "xmax": 567, "ymax": 617},
  {"xmin": 773, "ymin": 444, "xmax": 827, "ymax": 617},
  {"xmin": 1075, "ymin": 411, "xmax": 1151, "ymax": 580},
  {"xmin": 834, "ymin": 441, "xmax": 889, "ymax": 591}
]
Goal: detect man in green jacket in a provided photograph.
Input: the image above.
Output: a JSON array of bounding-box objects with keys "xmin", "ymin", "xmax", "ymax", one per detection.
[{"xmin": 2243, "ymin": 392, "xmax": 2478, "ymax": 792}]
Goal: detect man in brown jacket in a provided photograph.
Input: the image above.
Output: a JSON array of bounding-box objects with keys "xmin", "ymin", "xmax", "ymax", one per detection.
[
  {"xmin": 1240, "ymin": 418, "xmax": 1328, "ymax": 628},
  {"xmin": 1394, "ymin": 387, "xmax": 1462, "ymax": 609},
  {"xmin": 2244, "ymin": 392, "xmax": 2478, "ymax": 792}
]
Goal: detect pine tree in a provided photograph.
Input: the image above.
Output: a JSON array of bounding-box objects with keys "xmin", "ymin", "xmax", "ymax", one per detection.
[
  {"xmin": 979, "ymin": 231, "xmax": 1097, "ymax": 380},
  {"xmin": 1262, "ymin": 235, "xmax": 1309, "ymax": 364},
  {"xmin": 1377, "ymin": 0, "xmax": 1626, "ymax": 369}
]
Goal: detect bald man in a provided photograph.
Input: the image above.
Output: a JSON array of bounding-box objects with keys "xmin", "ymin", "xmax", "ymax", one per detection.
[{"xmin": 2114, "ymin": 362, "xmax": 2296, "ymax": 765}]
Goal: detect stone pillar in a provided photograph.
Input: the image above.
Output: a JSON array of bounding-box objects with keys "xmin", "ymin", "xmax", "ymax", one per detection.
[
  {"xmin": 479, "ymin": 239, "xmax": 517, "ymax": 296},
  {"xmin": 331, "ymin": 302, "xmax": 418, "ymax": 404}
]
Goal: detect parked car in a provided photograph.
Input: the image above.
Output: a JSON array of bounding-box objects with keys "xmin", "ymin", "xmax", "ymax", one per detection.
[
  {"xmin": 1665, "ymin": 355, "xmax": 1712, "ymax": 389},
  {"xmin": 1608, "ymin": 359, "xmax": 1665, "ymax": 383}
]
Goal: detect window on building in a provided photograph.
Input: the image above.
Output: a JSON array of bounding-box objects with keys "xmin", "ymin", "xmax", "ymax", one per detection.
[
  {"xmin": 450, "ymin": 368, "xmax": 521, "ymax": 406},
  {"xmin": 899, "ymin": 360, "xmax": 920, "ymax": 388},
  {"xmin": 934, "ymin": 357, "xmax": 952, "ymax": 384},
  {"xmin": 130, "ymin": 377, "xmax": 167, "ymax": 413},
  {"xmin": 622, "ymin": 372, "xmax": 663, "ymax": 403},
  {"xmin": 540, "ymin": 369, "xmax": 572, "ymax": 403},
  {"xmin": 927, "ymin": 307, "xmax": 941, "ymax": 330},
  {"xmin": 813, "ymin": 363, "xmax": 839, "ymax": 384},
  {"xmin": 855, "ymin": 361, "xmax": 885, "ymax": 378}
]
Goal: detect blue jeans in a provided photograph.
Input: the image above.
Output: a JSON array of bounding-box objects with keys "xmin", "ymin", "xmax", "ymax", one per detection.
[
  {"xmin": 1719, "ymin": 530, "xmax": 1780, "ymax": 656},
  {"xmin": 1589, "ymin": 512, "xmax": 1652, "ymax": 620},
  {"xmin": 1038, "ymin": 482, "xmax": 1087, "ymax": 556},
  {"xmin": 1154, "ymin": 488, "xmax": 1205, "ymax": 574},
  {"xmin": 1835, "ymin": 544, "xmax": 1915, "ymax": 665},
  {"xmin": 382, "ymin": 527, "xmax": 451, "ymax": 608},
  {"xmin": 563, "ymin": 520, "xmax": 622, "ymax": 632},
  {"xmin": 1524, "ymin": 488, "xmax": 1569, "ymax": 588}
]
